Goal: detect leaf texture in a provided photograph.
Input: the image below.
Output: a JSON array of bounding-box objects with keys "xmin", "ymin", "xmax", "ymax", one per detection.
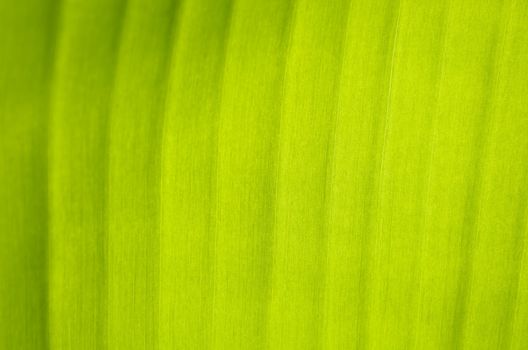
[{"xmin": 1, "ymin": 0, "xmax": 528, "ymax": 349}]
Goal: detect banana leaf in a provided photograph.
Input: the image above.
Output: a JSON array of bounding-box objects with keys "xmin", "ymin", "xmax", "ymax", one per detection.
[{"xmin": 1, "ymin": 0, "xmax": 527, "ymax": 348}]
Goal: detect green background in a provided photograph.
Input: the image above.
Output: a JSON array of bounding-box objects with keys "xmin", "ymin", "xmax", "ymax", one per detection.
[{"xmin": 1, "ymin": 0, "xmax": 527, "ymax": 348}]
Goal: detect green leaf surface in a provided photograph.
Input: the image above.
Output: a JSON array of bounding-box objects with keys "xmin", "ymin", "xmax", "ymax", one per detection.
[{"xmin": 1, "ymin": 0, "xmax": 527, "ymax": 349}]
